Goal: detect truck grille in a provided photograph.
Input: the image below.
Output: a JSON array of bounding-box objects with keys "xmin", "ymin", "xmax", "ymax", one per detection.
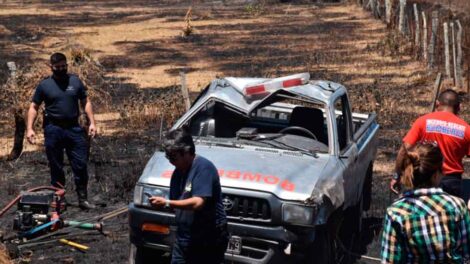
[{"xmin": 222, "ymin": 195, "xmax": 271, "ymax": 220}]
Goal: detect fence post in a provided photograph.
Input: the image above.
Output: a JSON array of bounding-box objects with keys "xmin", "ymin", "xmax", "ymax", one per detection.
[
  {"xmin": 422, "ymin": 11, "xmax": 428, "ymax": 62},
  {"xmin": 444, "ymin": 22, "xmax": 451, "ymax": 77},
  {"xmin": 398, "ymin": 0, "xmax": 406, "ymax": 34},
  {"xmin": 385, "ymin": 0, "xmax": 392, "ymax": 25},
  {"xmin": 456, "ymin": 20, "xmax": 463, "ymax": 88},
  {"xmin": 413, "ymin": 4, "xmax": 420, "ymax": 49},
  {"xmin": 6, "ymin": 62, "xmax": 17, "ymax": 78},
  {"xmin": 451, "ymin": 22, "xmax": 457, "ymax": 85},
  {"xmin": 428, "ymin": 11, "xmax": 438, "ymax": 69},
  {"xmin": 376, "ymin": 0, "xmax": 381, "ymax": 19},
  {"xmin": 179, "ymin": 71, "xmax": 191, "ymax": 111},
  {"xmin": 431, "ymin": 72, "xmax": 443, "ymax": 112}
]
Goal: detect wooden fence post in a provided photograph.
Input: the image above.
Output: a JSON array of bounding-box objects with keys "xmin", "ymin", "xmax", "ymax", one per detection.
[
  {"xmin": 422, "ymin": 11, "xmax": 428, "ymax": 61},
  {"xmin": 385, "ymin": 0, "xmax": 392, "ymax": 25},
  {"xmin": 428, "ymin": 11, "xmax": 438, "ymax": 69},
  {"xmin": 456, "ymin": 20, "xmax": 463, "ymax": 88},
  {"xmin": 376, "ymin": 0, "xmax": 381, "ymax": 19},
  {"xmin": 431, "ymin": 72, "xmax": 443, "ymax": 112},
  {"xmin": 444, "ymin": 22, "xmax": 451, "ymax": 77},
  {"xmin": 467, "ymin": 62, "xmax": 470, "ymax": 94},
  {"xmin": 413, "ymin": 4, "xmax": 420, "ymax": 49},
  {"xmin": 6, "ymin": 62, "xmax": 17, "ymax": 78},
  {"xmin": 398, "ymin": 0, "xmax": 406, "ymax": 34},
  {"xmin": 179, "ymin": 71, "xmax": 191, "ymax": 111},
  {"xmin": 370, "ymin": 0, "xmax": 376, "ymax": 14},
  {"xmin": 451, "ymin": 22, "xmax": 457, "ymax": 85}
]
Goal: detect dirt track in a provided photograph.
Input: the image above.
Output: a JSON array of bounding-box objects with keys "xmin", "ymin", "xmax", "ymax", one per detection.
[{"xmin": 0, "ymin": 1, "xmax": 468, "ymax": 263}]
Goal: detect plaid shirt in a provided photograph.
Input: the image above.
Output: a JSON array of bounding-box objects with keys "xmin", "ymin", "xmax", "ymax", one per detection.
[{"xmin": 381, "ymin": 188, "xmax": 470, "ymax": 263}]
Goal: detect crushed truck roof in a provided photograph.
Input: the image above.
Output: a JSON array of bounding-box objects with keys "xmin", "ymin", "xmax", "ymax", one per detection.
[{"xmin": 174, "ymin": 73, "xmax": 345, "ymax": 128}]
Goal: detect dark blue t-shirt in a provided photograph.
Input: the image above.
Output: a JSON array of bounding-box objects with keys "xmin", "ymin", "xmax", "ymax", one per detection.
[
  {"xmin": 32, "ymin": 74, "xmax": 87, "ymax": 121},
  {"xmin": 170, "ymin": 155, "xmax": 227, "ymax": 244}
]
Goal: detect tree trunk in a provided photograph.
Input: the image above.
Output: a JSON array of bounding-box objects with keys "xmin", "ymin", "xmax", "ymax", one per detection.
[{"xmin": 8, "ymin": 111, "xmax": 26, "ymax": 161}]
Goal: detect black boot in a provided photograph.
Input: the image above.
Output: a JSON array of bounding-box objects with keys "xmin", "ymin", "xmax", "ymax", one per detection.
[{"xmin": 77, "ymin": 186, "xmax": 96, "ymax": 210}]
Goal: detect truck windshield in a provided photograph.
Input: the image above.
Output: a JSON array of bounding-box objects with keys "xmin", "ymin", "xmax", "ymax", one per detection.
[{"xmin": 187, "ymin": 97, "xmax": 329, "ymax": 153}]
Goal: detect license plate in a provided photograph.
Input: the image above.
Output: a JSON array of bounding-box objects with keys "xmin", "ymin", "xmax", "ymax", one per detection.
[{"xmin": 226, "ymin": 236, "xmax": 242, "ymax": 255}]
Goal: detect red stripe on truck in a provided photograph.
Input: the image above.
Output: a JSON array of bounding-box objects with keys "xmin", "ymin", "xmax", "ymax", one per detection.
[{"xmin": 160, "ymin": 169, "xmax": 296, "ymax": 192}]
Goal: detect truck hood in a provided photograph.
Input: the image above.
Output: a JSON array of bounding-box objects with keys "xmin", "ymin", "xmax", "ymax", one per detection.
[{"xmin": 139, "ymin": 144, "xmax": 331, "ymax": 201}]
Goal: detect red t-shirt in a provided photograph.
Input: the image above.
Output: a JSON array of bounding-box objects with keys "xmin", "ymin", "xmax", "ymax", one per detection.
[{"xmin": 403, "ymin": 111, "xmax": 470, "ymax": 175}]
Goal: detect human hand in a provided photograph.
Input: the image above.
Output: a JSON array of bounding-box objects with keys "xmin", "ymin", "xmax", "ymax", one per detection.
[
  {"xmin": 149, "ymin": 196, "xmax": 167, "ymax": 208},
  {"xmin": 26, "ymin": 129, "xmax": 36, "ymax": 144},
  {"xmin": 390, "ymin": 178, "xmax": 401, "ymax": 194},
  {"xmin": 88, "ymin": 123, "xmax": 97, "ymax": 138}
]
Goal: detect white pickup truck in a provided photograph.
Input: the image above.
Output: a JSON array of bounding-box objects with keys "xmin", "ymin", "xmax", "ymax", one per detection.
[{"xmin": 129, "ymin": 73, "xmax": 379, "ymax": 263}]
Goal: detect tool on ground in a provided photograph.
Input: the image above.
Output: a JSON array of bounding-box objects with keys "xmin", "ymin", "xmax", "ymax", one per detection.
[
  {"xmin": 63, "ymin": 220, "xmax": 103, "ymax": 232},
  {"xmin": 59, "ymin": 239, "xmax": 89, "ymax": 251},
  {"xmin": 11, "ymin": 187, "xmax": 66, "ymax": 236}
]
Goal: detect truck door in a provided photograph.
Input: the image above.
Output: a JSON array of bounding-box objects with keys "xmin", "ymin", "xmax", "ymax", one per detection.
[{"xmin": 333, "ymin": 94, "xmax": 359, "ymax": 209}]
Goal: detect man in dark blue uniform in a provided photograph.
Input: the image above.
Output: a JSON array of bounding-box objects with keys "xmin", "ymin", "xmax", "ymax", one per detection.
[
  {"xmin": 149, "ymin": 128, "xmax": 228, "ymax": 264},
  {"xmin": 26, "ymin": 52, "xmax": 97, "ymax": 210}
]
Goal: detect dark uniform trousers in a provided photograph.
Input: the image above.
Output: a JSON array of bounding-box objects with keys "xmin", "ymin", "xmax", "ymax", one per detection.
[
  {"xmin": 44, "ymin": 122, "xmax": 89, "ymax": 189},
  {"xmin": 171, "ymin": 224, "xmax": 229, "ymax": 264},
  {"xmin": 439, "ymin": 173, "xmax": 462, "ymax": 198}
]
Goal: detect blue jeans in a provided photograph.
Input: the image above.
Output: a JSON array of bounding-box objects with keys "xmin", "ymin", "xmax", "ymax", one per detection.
[{"xmin": 44, "ymin": 124, "xmax": 89, "ymax": 188}]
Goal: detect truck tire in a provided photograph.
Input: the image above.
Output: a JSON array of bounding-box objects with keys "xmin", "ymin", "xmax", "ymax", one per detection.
[
  {"xmin": 308, "ymin": 209, "xmax": 343, "ymax": 264},
  {"xmin": 308, "ymin": 226, "xmax": 333, "ymax": 264}
]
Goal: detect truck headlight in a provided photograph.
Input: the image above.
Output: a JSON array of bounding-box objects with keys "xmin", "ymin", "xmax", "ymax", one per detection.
[
  {"xmin": 133, "ymin": 185, "xmax": 144, "ymax": 205},
  {"xmin": 282, "ymin": 203, "xmax": 316, "ymax": 226},
  {"xmin": 133, "ymin": 185, "xmax": 170, "ymax": 207}
]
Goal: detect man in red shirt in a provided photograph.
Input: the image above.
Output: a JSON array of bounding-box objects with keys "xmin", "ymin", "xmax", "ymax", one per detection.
[{"xmin": 391, "ymin": 89, "xmax": 470, "ymax": 197}]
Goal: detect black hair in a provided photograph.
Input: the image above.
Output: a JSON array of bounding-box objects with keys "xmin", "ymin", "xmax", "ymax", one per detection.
[
  {"xmin": 162, "ymin": 127, "xmax": 195, "ymax": 155},
  {"xmin": 50, "ymin": 53, "xmax": 67, "ymax": 64},
  {"xmin": 438, "ymin": 89, "xmax": 460, "ymax": 109}
]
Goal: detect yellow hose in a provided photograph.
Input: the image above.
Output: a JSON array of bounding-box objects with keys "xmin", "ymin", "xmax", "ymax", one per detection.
[{"xmin": 59, "ymin": 239, "xmax": 89, "ymax": 251}]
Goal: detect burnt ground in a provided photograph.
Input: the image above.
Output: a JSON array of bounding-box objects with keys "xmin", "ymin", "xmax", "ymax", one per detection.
[{"xmin": 0, "ymin": 1, "xmax": 470, "ymax": 263}]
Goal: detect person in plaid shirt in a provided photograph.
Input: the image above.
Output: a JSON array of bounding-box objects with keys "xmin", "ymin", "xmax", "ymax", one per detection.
[{"xmin": 381, "ymin": 142, "xmax": 470, "ymax": 263}]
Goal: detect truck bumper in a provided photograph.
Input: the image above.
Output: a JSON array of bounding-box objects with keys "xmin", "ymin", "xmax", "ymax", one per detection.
[{"xmin": 129, "ymin": 203, "xmax": 314, "ymax": 264}]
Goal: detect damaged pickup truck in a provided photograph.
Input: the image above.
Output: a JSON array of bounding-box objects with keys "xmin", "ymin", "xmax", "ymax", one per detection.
[{"xmin": 129, "ymin": 73, "xmax": 379, "ymax": 264}]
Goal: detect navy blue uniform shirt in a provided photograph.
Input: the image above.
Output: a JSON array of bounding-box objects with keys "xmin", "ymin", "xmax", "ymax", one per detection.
[
  {"xmin": 169, "ymin": 155, "xmax": 227, "ymax": 245},
  {"xmin": 32, "ymin": 74, "xmax": 87, "ymax": 121}
]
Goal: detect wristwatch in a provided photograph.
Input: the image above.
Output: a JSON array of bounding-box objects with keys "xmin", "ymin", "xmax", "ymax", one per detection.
[
  {"xmin": 392, "ymin": 172, "xmax": 401, "ymax": 180},
  {"xmin": 164, "ymin": 199, "xmax": 171, "ymax": 209}
]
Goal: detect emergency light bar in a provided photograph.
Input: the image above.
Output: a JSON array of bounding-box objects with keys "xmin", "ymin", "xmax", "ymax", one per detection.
[{"xmin": 243, "ymin": 73, "xmax": 310, "ymax": 98}]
